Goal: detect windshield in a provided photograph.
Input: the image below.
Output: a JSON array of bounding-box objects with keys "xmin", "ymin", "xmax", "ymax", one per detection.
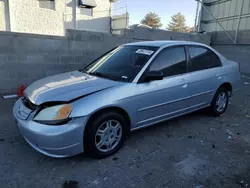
[{"xmin": 84, "ymin": 45, "xmax": 159, "ymax": 82}]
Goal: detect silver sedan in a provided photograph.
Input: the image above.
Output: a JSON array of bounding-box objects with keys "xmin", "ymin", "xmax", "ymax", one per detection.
[{"xmin": 13, "ymin": 41, "xmax": 241, "ymax": 158}]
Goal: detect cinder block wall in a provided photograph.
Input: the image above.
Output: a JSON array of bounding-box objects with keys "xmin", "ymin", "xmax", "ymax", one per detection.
[
  {"xmin": 211, "ymin": 30, "xmax": 250, "ymax": 74},
  {"xmin": 213, "ymin": 45, "xmax": 250, "ymax": 74},
  {"xmin": 211, "ymin": 30, "xmax": 250, "ymax": 45},
  {"xmin": 0, "ymin": 28, "xmax": 211, "ymax": 93}
]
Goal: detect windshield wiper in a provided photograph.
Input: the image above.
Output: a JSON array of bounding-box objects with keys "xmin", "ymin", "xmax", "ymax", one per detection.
[
  {"xmin": 89, "ymin": 72, "xmax": 118, "ymax": 81},
  {"xmin": 79, "ymin": 68, "xmax": 88, "ymax": 73}
]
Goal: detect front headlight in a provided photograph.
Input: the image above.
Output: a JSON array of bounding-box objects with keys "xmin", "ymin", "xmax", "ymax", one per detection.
[{"xmin": 34, "ymin": 104, "xmax": 72, "ymax": 124}]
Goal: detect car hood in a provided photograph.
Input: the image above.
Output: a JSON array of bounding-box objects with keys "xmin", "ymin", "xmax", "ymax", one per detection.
[{"xmin": 24, "ymin": 71, "xmax": 121, "ymax": 105}]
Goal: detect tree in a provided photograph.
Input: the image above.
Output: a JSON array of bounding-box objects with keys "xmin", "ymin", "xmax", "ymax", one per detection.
[
  {"xmin": 167, "ymin": 13, "xmax": 188, "ymax": 33},
  {"xmin": 187, "ymin": 26, "xmax": 195, "ymax": 33},
  {"xmin": 141, "ymin": 12, "xmax": 163, "ymax": 29}
]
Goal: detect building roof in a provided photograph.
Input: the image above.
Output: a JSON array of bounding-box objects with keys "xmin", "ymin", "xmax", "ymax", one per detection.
[{"xmin": 125, "ymin": 40, "xmax": 204, "ymax": 47}]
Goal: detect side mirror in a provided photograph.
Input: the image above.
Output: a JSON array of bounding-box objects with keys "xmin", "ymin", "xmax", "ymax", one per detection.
[{"xmin": 143, "ymin": 71, "xmax": 164, "ymax": 82}]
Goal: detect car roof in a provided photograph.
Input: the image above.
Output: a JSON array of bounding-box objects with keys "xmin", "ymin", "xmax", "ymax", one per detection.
[{"xmin": 125, "ymin": 40, "xmax": 207, "ymax": 48}]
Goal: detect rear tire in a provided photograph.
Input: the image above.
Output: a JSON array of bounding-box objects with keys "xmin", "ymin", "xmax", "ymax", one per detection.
[
  {"xmin": 209, "ymin": 87, "xmax": 229, "ymax": 117},
  {"xmin": 84, "ymin": 111, "xmax": 128, "ymax": 158}
]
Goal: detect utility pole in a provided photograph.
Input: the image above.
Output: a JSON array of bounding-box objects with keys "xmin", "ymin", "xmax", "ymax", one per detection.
[
  {"xmin": 72, "ymin": 0, "xmax": 77, "ymax": 30},
  {"xmin": 109, "ymin": 1, "xmax": 112, "ymax": 34},
  {"xmin": 194, "ymin": 1, "xmax": 199, "ymax": 32},
  {"xmin": 125, "ymin": 4, "xmax": 128, "ymax": 28},
  {"xmin": 2, "ymin": 0, "xmax": 11, "ymax": 31}
]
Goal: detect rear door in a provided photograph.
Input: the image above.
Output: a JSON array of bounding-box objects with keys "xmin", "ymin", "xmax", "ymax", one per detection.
[{"xmin": 187, "ymin": 45, "xmax": 223, "ymax": 107}]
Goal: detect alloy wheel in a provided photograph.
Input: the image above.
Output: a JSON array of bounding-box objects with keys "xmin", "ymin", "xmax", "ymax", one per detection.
[{"xmin": 95, "ymin": 120, "xmax": 122, "ymax": 152}]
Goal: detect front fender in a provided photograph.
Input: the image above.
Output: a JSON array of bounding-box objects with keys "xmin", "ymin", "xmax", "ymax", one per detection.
[
  {"xmin": 70, "ymin": 97, "xmax": 137, "ymax": 129},
  {"xmin": 69, "ymin": 83, "xmax": 138, "ymax": 129}
]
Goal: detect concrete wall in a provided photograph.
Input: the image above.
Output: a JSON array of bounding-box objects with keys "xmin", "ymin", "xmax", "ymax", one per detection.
[
  {"xmin": 211, "ymin": 29, "xmax": 250, "ymax": 44},
  {"xmin": 213, "ymin": 44, "xmax": 250, "ymax": 74},
  {"xmin": 64, "ymin": 0, "xmax": 111, "ymax": 33},
  {"xmin": 208, "ymin": 29, "xmax": 250, "ymax": 74},
  {"xmin": 76, "ymin": 17, "xmax": 111, "ymax": 33},
  {"xmin": 8, "ymin": 0, "xmax": 65, "ymax": 36},
  {"xmin": 131, "ymin": 28, "xmax": 211, "ymax": 44},
  {"xmin": 112, "ymin": 13, "xmax": 129, "ymax": 34},
  {"xmin": 0, "ymin": 0, "xmax": 112, "ymax": 35},
  {"xmin": 0, "ymin": 28, "xmax": 211, "ymax": 93}
]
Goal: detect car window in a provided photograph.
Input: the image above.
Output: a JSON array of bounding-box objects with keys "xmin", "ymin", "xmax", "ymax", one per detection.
[
  {"xmin": 84, "ymin": 45, "xmax": 159, "ymax": 82},
  {"xmin": 149, "ymin": 47, "xmax": 187, "ymax": 77},
  {"xmin": 188, "ymin": 46, "xmax": 222, "ymax": 72}
]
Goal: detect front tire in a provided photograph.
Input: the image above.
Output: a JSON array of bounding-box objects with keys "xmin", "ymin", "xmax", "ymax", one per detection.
[
  {"xmin": 209, "ymin": 87, "xmax": 229, "ymax": 116},
  {"xmin": 84, "ymin": 111, "xmax": 128, "ymax": 158}
]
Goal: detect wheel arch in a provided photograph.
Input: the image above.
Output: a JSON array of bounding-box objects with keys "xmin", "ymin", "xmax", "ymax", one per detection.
[
  {"xmin": 219, "ymin": 82, "xmax": 232, "ymax": 91},
  {"xmin": 219, "ymin": 82, "xmax": 232, "ymax": 97},
  {"xmin": 84, "ymin": 106, "xmax": 131, "ymax": 134},
  {"xmin": 83, "ymin": 106, "xmax": 131, "ymax": 157}
]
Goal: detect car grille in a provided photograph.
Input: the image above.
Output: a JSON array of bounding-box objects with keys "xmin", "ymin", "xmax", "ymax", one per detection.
[{"xmin": 22, "ymin": 97, "xmax": 38, "ymax": 111}]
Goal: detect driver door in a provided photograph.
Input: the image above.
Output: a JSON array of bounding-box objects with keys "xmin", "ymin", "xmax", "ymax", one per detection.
[{"xmin": 135, "ymin": 46, "xmax": 192, "ymax": 128}]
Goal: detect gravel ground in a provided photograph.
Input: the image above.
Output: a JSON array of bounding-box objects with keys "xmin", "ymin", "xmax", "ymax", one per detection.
[{"xmin": 0, "ymin": 75, "xmax": 250, "ymax": 188}]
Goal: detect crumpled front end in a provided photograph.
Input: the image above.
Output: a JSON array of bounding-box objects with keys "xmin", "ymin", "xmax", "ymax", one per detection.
[{"xmin": 13, "ymin": 98, "xmax": 88, "ymax": 158}]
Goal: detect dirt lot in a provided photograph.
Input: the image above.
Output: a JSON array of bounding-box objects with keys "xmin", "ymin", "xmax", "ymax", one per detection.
[{"xmin": 0, "ymin": 75, "xmax": 250, "ymax": 188}]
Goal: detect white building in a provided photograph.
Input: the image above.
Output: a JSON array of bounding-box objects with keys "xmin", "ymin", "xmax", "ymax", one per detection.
[{"xmin": 0, "ymin": 0, "xmax": 128, "ymax": 36}]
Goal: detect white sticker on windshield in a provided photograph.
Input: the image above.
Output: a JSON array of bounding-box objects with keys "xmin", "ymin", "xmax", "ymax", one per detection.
[{"xmin": 136, "ymin": 49, "xmax": 154, "ymax": 55}]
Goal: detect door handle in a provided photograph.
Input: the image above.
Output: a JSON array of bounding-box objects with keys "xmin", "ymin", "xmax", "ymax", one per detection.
[
  {"xmin": 216, "ymin": 74, "xmax": 222, "ymax": 80},
  {"xmin": 180, "ymin": 78, "xmax": 188, "ymax": 88},
  {"xmin": 182, "ymin": 84, "xmax": 188, "ymax": 88},
  {"xmin": 180, "ymin": 78, "xmax": 188, "ymax": 84}
]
